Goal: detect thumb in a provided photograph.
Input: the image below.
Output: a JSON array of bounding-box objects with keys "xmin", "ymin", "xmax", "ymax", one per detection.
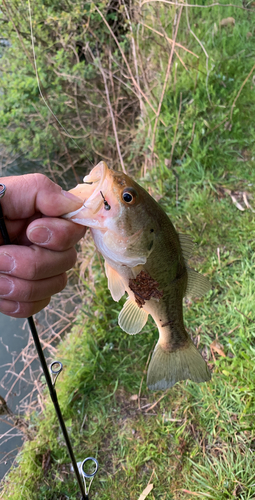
[{"xmin": 1, "ymin": 173, "xmax": 82, "ymax": 220}]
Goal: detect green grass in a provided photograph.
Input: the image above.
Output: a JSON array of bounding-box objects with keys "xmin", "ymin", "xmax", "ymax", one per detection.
[{"xmin": 2, "ymin": 1, "xmax": 255, "ymax": 499}]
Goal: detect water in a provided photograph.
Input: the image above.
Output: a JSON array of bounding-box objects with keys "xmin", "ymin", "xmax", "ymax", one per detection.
[
  {"xmin": 0, "ymin": 156, "xmax": 83, "ymax": 482},
  {"xmin": 0, "ymin": 159, "xmax": 41, "ymax": 481},
  {"xmin": 0, "ymin": 315, "xmax": 31, "ymax": 480}
]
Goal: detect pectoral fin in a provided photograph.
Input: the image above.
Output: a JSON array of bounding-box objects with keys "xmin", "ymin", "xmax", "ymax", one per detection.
[
  {"xmin": 118, "ymin": 298, "xmax": 148, "ymax": 334},
  {"xmin": 102, "ymin": 230, "xmax": 147, "ymax": 267},
  {"xmin": 185, "ymin": 268, "xmax": 211, "ymax": 298},
  {"xmin": 104, "ymin": 262, "xmax": 126, "ymax": 301}
]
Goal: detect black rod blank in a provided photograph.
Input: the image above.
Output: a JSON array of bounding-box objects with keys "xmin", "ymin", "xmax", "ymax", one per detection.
[
  {"xmin": 27, "ymin": 317, "xmax": 88, "ymax": 499},
  {"xmin": 0, "ymin": 185, "xmax": 88, "ymax": 499}
]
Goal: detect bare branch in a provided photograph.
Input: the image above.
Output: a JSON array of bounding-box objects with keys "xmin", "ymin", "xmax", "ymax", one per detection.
[{"xmin": 151, "ymin": 6, "xmax": 183, "ymax": 157}]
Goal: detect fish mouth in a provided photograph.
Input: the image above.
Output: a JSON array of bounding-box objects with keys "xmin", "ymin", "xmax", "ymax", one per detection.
[{"xmin": 63, "ymin": 161, "xmax": 111, "ymax": 227}]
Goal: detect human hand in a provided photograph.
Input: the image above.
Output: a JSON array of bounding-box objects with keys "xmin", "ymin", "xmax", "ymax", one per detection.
[{"xmin": 0, "ymin": 173, "xmax": 85, "ymax": 318}]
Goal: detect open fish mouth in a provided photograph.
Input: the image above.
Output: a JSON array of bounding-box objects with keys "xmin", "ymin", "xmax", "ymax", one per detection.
[{"xmin": 62, "ymin": 161, "xmax": 111, "ymax": 226}]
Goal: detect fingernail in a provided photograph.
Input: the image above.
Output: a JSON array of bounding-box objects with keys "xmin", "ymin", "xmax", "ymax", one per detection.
[
  {"xmin": 0, "ymin": 300, "xmax": 20, "ymax": 314},
  {"xmin": 61, "ymin": 189, "xmax": 82, "ymax": 202},
  {"xmin": 0, "ymin": 277, "xmax": 14, "ymax": 297},
  {"xmin": 0, "ymin": 253, "xmax": 15, "ymax": 273},
  {"xmin": 28, "ymin": 226, "xmax": 53, "ymax": 244}
]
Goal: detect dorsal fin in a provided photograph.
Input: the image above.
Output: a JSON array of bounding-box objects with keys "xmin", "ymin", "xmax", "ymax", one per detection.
[
  {"xmin": 118, "ymin": 298, "xmax": 148, "ymax": 334},
  {"xmin": 178, "ymin": 234, "xmax": 194, "ymax": 261},
  {"xmin": 185, "ymin": 267, "xmax": 211, "ymax": 298}
]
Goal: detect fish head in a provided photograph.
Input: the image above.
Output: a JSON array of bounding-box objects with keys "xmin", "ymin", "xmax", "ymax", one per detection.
[
  {"xmin": 63, "ymin": 161, "xmax": 157, "ymax": 265},
  {"xmin": 64, "ymin": 161, "xmax": 152, "ymax": 233},
  {"xmin": 64, "ymin": 161, "xmax": 114, "ymax": 228}
]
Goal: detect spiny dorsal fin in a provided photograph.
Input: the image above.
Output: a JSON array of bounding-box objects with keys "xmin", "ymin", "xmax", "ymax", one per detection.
[
  {"xmin": 104, "ymin": 262, "xmax": 126, "ymax": 301},
  {"xmin": 178, "ymin": 234, "xmax": 194, "ymax": 261},
  {"xmin": 185, "ymin": 267, "xmax": 211, "ymax": 298},
  {"xmin": 118, "ymin": 298, "xmax": 148, "ymax": 334}
]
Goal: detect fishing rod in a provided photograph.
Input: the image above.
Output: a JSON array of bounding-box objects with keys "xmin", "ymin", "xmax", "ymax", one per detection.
[{"xmin": 0, "ymin": 183, "xmax": 98, "ymax": 499}]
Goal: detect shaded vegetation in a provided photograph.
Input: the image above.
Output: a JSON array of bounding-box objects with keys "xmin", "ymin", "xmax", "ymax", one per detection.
[
  {"xmin": 1, "ymin": 0, "xmax": 255, "ymax": 499},
  {"xmin": 0, "ymin": 0, "xmax": 141, "ymax": 183}
]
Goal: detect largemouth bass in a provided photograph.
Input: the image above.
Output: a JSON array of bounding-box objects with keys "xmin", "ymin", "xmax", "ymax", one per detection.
[{"xmin": 64, "ymin": 161, "xmax": 211, "ymax": 390}]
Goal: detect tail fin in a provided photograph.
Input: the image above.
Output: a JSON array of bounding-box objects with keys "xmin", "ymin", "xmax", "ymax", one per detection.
[{"xmin": 147, "ymin": 340, "xmax": 211, "ymax": 391}]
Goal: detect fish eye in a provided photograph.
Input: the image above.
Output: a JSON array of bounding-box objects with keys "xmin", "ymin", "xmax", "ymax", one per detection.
[{"xmin": 121, "ymin": 188, "xmax": 137, "ymax": 205}]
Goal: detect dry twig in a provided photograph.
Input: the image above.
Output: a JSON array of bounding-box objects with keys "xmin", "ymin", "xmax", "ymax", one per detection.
[
  {"xmin": 151, "ymin": 6, "xmax": 183, "ymax": 157},
  {"xmin": 94, "ymin": 5, "xmax": 166, "ymax": 127},
  {"xmin": 230, "ymin": 63, "xmax": 255, "ymax": 121},
  {"xmin": 141, "ymin": 0, "xmax": 253, "ymax": 10}
]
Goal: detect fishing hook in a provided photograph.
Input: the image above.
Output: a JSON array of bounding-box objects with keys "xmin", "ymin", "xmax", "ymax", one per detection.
[
  {"xmin": 0, "ymin": 184, "xmax": 98, "ymax": 499},
  {"xmin": 100, "ymin": 191, "xmax": 111, "ymax": 210}
]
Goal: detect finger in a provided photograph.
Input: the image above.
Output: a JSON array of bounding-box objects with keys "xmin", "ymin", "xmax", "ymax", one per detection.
[
  {"xmin": 0, "ymin": 272, "xmax": 67, "ymax": 302},
  {"xmin": 1, "ymin": 173, "xmax": 83, "ymax": 220},
  {"xmin": 0, "ymin": 245, "xmax": 77, "ymax": 280},
  {"xmin": 27, "ymin": 217, "xmax": 86, "ymax": 250},
  {"xmin": 0, "ymin": 219, "xmax": 28, "ymax": 245},
  {"xmin": 0, "ymin": 297, "xmax": 51, "ymax": 318}
]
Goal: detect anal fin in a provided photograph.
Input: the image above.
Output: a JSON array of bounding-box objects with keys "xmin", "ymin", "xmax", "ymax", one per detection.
[{"xmin": 118, "ymin": 298, "xmax": 148, "ymax": 334}]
